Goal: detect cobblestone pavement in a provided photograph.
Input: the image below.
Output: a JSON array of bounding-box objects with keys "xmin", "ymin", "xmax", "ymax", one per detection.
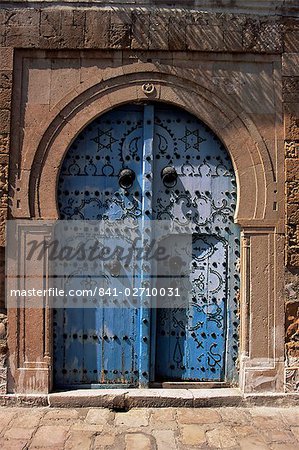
[{"xmin": 0, "ymin": 406, "xmax": 298, "ymax": 449}]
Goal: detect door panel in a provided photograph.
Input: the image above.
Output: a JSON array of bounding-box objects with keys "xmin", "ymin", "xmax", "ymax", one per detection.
[
  {"xmin": 54, "ymin": 103, "xmax": 240, "ymax": 387},
  {"xmin": 155, "ymin": 235, "xmax": 228, "ymax": 381},
  {"xmin": 151, "ymin": 106, "xmax": 239, "ymax": 382},
  {"xmin": 55, "ymin": 106, "xmax": 144, "ymax": 387}
]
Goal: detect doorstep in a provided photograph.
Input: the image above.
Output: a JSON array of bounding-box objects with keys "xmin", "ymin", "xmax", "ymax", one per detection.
[{"xmin": 0, "ymin": 389, "xmax": 298, "ymax": 408}]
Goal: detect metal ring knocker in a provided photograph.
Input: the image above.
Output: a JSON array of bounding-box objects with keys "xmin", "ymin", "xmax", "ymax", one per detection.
[
  {"xmin": 119, "ymin": 168, "xmax": 135, "ymax": 189},
  {"xmin": 161, "ymin": 166, "xmax": 178, "ymax": 188}
]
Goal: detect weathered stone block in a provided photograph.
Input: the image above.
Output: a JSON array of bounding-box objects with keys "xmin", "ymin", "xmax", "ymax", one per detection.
[
  {"xmin": 0, "ymin": 71, "xmax": 12, "ymax": 89},
  {"xmin": 125, "ymin": 433, "xmax": 152, "ymax": 450},
  {"xmin": 0, "ymin": 48, "xmax": 13, "ymax": 71},
  {"xmin": 31, "ymin": 426, "xmax": 69, "ymax": 448},
  {"xmin": 61, "ymin": 9, "xmax": 85, "ymax": 28},
  {"xmin": 59, "ymin": 10, "xmax": 85, "ymax": 48},
  {"xmin": 6, "ymin": 9, "xmax": 39, "ymax": 27},
  {"xmin": 85, "ymin": 408, "xmax": 113, "ymax": 425},
  {"xmin": 153, "ymin": 429, "xmax": 176, "ymax": 449},
  {"xmin": 283, "ymin": 53, "xmax": 299, "ymax": 77},
  {"xmin": 186, "ymin": 11, "xmax": 220, "ymax": 27},
  {"xmin": 180, "ymin": 424, "xmax": 207, "ymax": 446},
  {"xmin": 286, "ymin": 159, "xmax": 299, "ymax": 181},
  {"xmin": 109, "ymin": 24, "xmax": 131, "ymax": 49},
  {"xmin": 287, "ymin": 203, "xmax": 299, "ymax": 225},
  {"xmin": 287, "ymin": 182, "xmax": 299, "ymax": 203},
  {"xmin": 0, "ymin": 89, "xmax": 11, "ymax": 110},
  {"xmin": 0, "ymin": 193, "xmax": 7, "ymax": 210},
  {"xmin": 0, "ymin": 9, "xmax": 6, "ymax": 25},
  {"xmin": 169, "ymin": 15, "xmax": 187, "ymax": 51},
  {"xmin": 40, "ymin": 9, "xmax": 61, "ymax": 38},
  {"xmin": 288, "ymin": 225, "xmax": 299, "ymax": 248},
  {"xmin": 284, "ymin": 30, "xmax": 299, "ymax": 53},
  {"xmin": 243, "ymin": 19, "xmax": 282, "ymax": 53},
  {"xmin": 285, "ymin": 368, "xmax": 299, "ymax": 392},
  {"xmin": 224, "ymin": 30, "xmax": 243, "ymax": 51},
  {"xmin": 284, "ymin": 103, "xmax": 299, "ymax": 140},
  {"xmin": 131, "ymin": 11, "xmax": 149, "ymax": 49},
  {"xmin": 187, "ymin": 25, "xmax": 224, "ymax": 51},
  {"xmin": 0, "ymin": 133, "xmax": 9, "ymax": 153},
  {"xmin": 286, "ymin": 342, "xmax": 299, "ymax": 367},
  {"xmin": 283, "ymin": 77, "xmax": 299, "ymax": 103},
  {"xmin": 0, "ymin": 367, "xmax": 7, "ymax": 394},
  {"xmin": 0, "ymin": 160, "xmax": 8, "ymax": 194},
  {"xmin": 85, "ymin": 11, "xmax": 110, "ymax": 48},
  {"xmin": 0, "ymin": 109, "xmax": 10, "ymax": 133},
  {"xmin": 0, "ymin": 209, "xmax": 6, "ymax": 247},
  {"xmin": 286, "ymin": 300, "xmax": 299, "ymax": 342},
  {"xmin": 60, "ymin": 26, "xmax": 84, "ymax": 49},
  {"xmin": 206, "ymin": 426, "xmax": 237, "ymax": 448},
  {"xmin": 149, "ymin": 12, "xmax": 169, "ymax": 50},
  {"xmin": 6, "ymin": 26, "xmax": 39, "ymax": 47},
  {"xmin": 290, "ymin": 254, "xmax": 299, "ymax": 267},
  {"xmin": 285, "ymin": 141, "xmax": 299, "ymax": 158},
  {"xmin": 0, "ymin": 26, "xmax": 5, "ymax": 46},
  {"xmin": 221, "ymin": 13, "xmax": 246, "ymax": 31}
]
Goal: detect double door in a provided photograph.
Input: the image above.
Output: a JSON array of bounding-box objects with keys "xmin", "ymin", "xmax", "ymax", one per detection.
[{"xmin": 54, "ymin": 103, "xmax": 240, "ymax": 387}]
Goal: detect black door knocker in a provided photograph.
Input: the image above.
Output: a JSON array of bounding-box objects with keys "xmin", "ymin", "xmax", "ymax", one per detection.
[
  {"xmin": 161, "ymin": 166, "xmax": 178, "ymax": 188},
  {"xmin": 119, "ymin": 168, "xmax": 135, "ymax": 189}
]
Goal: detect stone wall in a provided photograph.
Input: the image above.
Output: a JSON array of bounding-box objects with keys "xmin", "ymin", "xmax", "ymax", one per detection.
[
  {"xmin": 283, "ymin": 16, "xmax": 299, "ymax": 391},
  {"xmin": 0, "ymin": 2, "xmax": 298, "ymax": 394},
  {"xmin": 0, "ymin": 313, "xmax": 7, "ymax": 394}
]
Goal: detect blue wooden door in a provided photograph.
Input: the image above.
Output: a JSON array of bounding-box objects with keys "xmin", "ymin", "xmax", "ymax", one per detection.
[
  {"xmin": 54, "ymin": 103, "xmax": 240, "ymax": 387},
  {"xmin": 55, "ymin": 105, "xmax": 145, "ymax": 387},
  {"xmin": 152, "ymin": 106, "xmax": 239, "ymax": 381}
]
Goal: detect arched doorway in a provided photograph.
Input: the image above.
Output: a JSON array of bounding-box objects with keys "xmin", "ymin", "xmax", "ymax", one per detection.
[{"xmin": 54, "ymin": 103, "xmax": 240, "ymax": 388}]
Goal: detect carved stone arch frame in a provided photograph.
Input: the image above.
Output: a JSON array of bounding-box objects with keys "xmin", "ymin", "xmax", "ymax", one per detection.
[{"xmin": 8, "ymin": 70, "xmax": 285, "ymax": 394}]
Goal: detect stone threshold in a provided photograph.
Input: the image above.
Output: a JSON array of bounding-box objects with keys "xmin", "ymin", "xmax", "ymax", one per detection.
[{"xmin": 0, "ymin": 389, "xmax": 298, "ymax": 409}]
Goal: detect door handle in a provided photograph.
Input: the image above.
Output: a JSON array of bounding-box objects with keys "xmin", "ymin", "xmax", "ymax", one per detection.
[
  {"xmin": 119, "ymin": 168, "xmax": 135, "ymax": 189},
  {"xmin": 161, "ymin": 166, "xmax": 178, "ymax": 188}
]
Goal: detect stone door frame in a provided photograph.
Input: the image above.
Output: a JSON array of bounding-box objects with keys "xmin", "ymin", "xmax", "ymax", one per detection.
[{"xmin": 7, "ymin": 69, "xmax": 285, "ymax": 394}]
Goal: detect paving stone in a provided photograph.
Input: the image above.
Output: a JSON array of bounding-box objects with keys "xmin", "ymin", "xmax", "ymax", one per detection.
[
  {"xmin": 153, "ymin": 429, "xmax": 176, "ymax": 449},
  {"xmin": 115, "ymin": 409, "xmax": 149, "ymax": 427},
  {"xmin": 0, "ymin": 411, "xmax": 17, "ymax": 434},
  {"xmin": 249, "ymin": 407, "xmax": 283, "ymax": 417},
  {"xmin": 233, "ymin": 425, "xmax": 259, "ymax": 437},
  {"xmin": 0, "ymin": 406, "xmax": 296, "ymax": 449},
  {"xmin": 263, "ymin": 429, "xmax": 295, "ymax": 443},
  {"xmin": 290, "ymin": 427, "xmax": 299, "ymax": 440},
  {"xmin": 179, "ymin": 424, "xmax": 206, "ymax": 446},
  {"xmin": 71, "ymin": 423, "xmax": 104, "ymax": 433},
  {"xmin": 280, "ymin": 408, "xmax": 299, "ymax": 427},
  {"xmin": 220, "ymin": 408, "xmax": 251, "ymax": 425},
  {"xmin": 271, "ymin": 445, "xmax": 299, "ymax": 450},
  {"xmin": 93, "ymin": 433, "xmax": 116, "ymax": 448},
  {"xmin": 251, "ymin": 416, "xmax": 285, "ymax": 430},
  {"xmin": 43, "ymin": 409, "xmax": 79, "ymax": 420},
  {"xmin": 150, "ymin": 408, "xmax": 177, "ymax": 429},
  {"xmin": 30, "ymin": 425, "xmax": 69, "ymax": 448},
  {"xmin": 239, "ymin": 435, "xmax": 270, "ymax": 449},
  {"xmin": 177, "ymin": 408, "xmax": 221, "ymax": 424},
  {"xmin": 4, "ymin": 427, "xmax": 35, "ymax": 440},
  {"xmin": 85, "ymin": 408, "xmax": 113, "ymax": 425},
  {"xmin": 65, "ymin": 431, "xmax": 93, "ymax": 450},
  {"xmin": 125, "ymin": 433, "xmax": 152, "ymax": 450},
  {"xmin": 0, "ymin": 439, "xmax": 29, "ymax": 450},
  {"xmin": 10, "ymin": 412, "xmax": 43, "ymax": 428},
  {"xmin": 206, "ymin": 425, "xmax": 237, "ymax": 448}
]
